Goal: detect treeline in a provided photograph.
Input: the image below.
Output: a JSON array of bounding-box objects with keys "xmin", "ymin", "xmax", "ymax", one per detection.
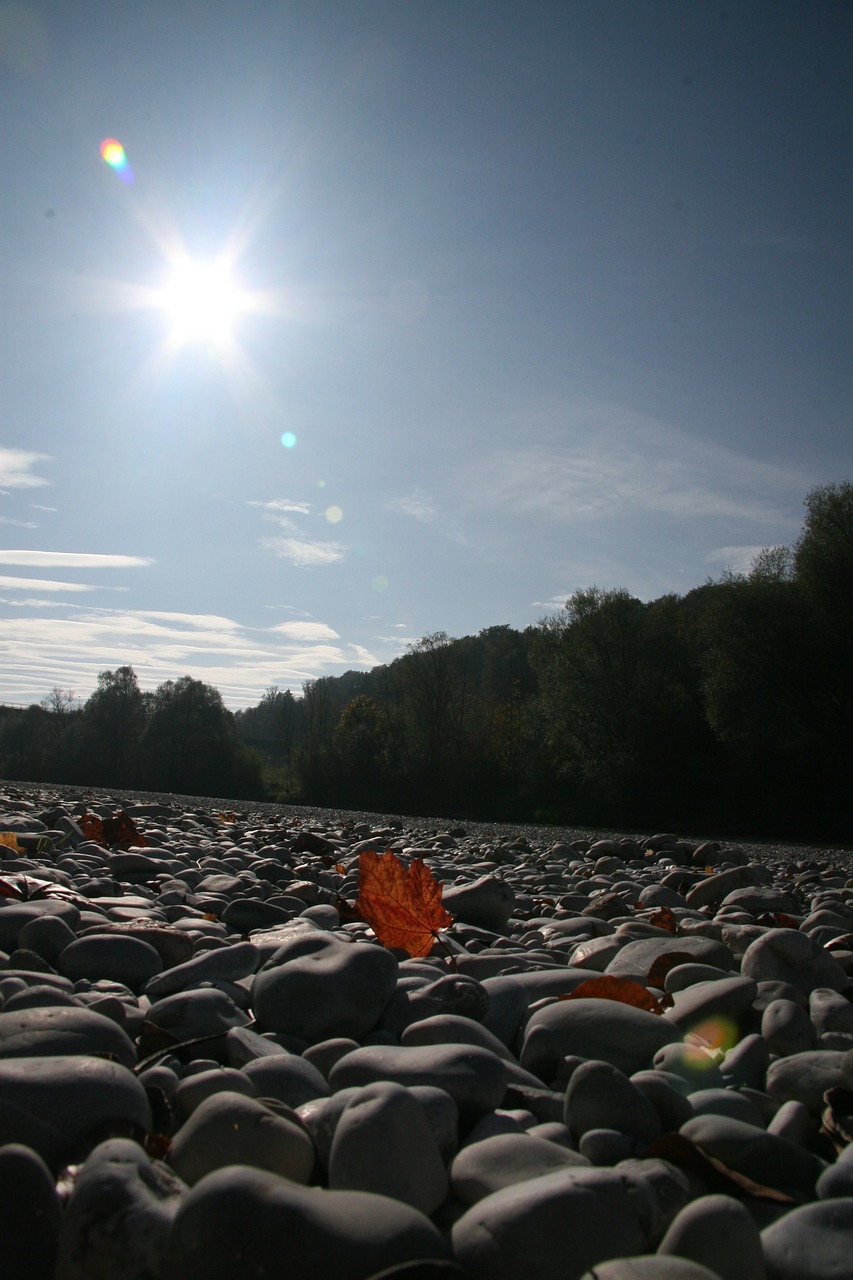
[{"xmin": 1, "ymin": 482, "xmax": 851, "ymax": 841}]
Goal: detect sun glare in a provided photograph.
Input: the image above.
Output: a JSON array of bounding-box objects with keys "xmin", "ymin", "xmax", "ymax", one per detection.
[{"xmin": 157, "ymin": 259, "xmax": 244, "ymax": 345}]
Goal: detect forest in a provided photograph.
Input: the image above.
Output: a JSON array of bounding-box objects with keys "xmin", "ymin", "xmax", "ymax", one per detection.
[{"xmin": 1, "ymin": 482, "xmax": 850, "ymax": 842}]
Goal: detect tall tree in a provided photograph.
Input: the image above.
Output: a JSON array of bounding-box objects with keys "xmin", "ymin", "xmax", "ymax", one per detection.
[{"xmin": 84, "ymin": 665, "xmax": 145, "ymax": 785}]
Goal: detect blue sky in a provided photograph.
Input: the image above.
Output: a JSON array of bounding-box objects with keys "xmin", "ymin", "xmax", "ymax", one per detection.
[{"xmin": 1, "ymin": 0, "xmax": 851, "ymax": 708}]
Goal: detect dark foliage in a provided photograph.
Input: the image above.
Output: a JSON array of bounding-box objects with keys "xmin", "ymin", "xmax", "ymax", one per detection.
[{"xmin": 1, "ymin": 482, "xmax": 850, "ymax": 840}]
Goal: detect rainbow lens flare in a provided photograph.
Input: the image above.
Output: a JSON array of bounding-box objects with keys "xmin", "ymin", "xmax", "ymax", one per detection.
[{"xmin": 100, "ymin": 138, "xmax": 134, "ymax": 184}]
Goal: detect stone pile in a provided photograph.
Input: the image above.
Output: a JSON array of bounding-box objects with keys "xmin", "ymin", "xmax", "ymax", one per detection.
[{"xmin": 0, "ymin": 783, "xmax": 852, "ymax": 1279}]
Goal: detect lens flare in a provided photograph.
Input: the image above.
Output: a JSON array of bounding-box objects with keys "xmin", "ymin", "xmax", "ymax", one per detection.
[
  {"xmin": 325, "ymin": 505, "xmax": 343, "ymax": 524},
  {"xmin": 100, "ymin": 137, "xmax": 134, "ymax": 184},
  {"xmin": 281, "ymin": 432, "xmax": 297, "ymax": 449}
]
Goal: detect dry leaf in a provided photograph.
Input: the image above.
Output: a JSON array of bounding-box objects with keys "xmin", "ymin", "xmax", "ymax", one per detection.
[
  {"xmin": 354, "ymin": 849, "xmax": 453, "ymax": 958},
  {"xmin": 648, "ymin": 906, "xmax": 678, "ymax": 933},
  {"xmin": 0, "ymin": 833, "xmax": 22, "ymax": 854},
  {"xmin": 646, "ymin": 1133, "xmax": 798, "ymax": 1203},
  {"xmin": 559, "ymin": 975, "xmax": 666, "ymax": 1015},
  {"xmin": 79, "ymin": 811, "xmax": 147, "ymax": 850},
  {"xmin": 646, "ymin": 950, "xmax": 697, "ymax": 990}
]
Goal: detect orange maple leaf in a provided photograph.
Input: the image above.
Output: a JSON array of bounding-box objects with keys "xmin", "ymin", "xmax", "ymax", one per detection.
[
  {"xmin": 648, "ymin": 906, "xmax": 678, "ymax": 934},
  {"xmin": 354, "ymin": 849, "xmax": 453, "ymax": 958},
  {"xmin": 559, "ymin": 974, "xmax": 666, "ymax": 1015},
  {"xmin": 0, "ymin": 833, "xmax": 22, "ymax": 854}
]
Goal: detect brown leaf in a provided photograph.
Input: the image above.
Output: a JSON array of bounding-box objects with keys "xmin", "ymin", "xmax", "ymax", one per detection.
[
  {"xmin": 648, "ymin": 906, "xmax": 678, "ymax": 933},
  {"xmin": 559, "ymin": 975, "xmax": 666, "ymax": 1015},
  {"xmin": 0, "ymin": 876, "xmax": 24, "ymax": 899},
  {"xmin": 354, "ymin": 849, "xmax": 453, "ymax": 958},
  {"xmin": 646, "ymin": 1133, "xmax": 798, "ymax": 1203},
  {"xmin": 646, "ymin": 950, "xmax": 698, "ymax": 990},
  {"xmin": 0, "ymin": 832, "xmax": 22, "ymax": 854},
  {"xmin": 78, "ymin": 811, "xmax": 147, "ymax": 849}
]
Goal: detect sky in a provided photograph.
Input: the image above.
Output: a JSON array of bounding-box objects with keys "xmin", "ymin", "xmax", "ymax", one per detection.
[{"xmin": 1, "ymin": 0, "xmax": 851, "ymax": 710}]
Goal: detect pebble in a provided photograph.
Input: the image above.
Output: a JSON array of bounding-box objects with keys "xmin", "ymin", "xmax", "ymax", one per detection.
[{"xmin": 2, "ymin": 783, "xmax": 853, "ymax": 1278}]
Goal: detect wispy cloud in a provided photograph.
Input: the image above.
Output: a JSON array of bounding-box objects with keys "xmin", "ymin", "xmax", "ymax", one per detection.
[
  {"xmin": 0, "ymin": 550, "xmax": 154, "ymax": 568},
  {"xmin": 0, "ymin": 575, "xmax": 94, "ymax": 593},
  {"xmin": 270, "ymin": 621, "xmax": 341, "ymax": 641},
  {"xmin": 0, "ymin": 517, "xmax": 38, "ymax": 528},
  {"xmin": 0, "ymin": 607, "xmax": 383, "ymax": 708},
  {"xmin": 389, "ymin": 490, "xmax": 438, "ymax": 522},
  {"xmin": 460, "ymin": 400, "xmax": 807, "ymax": 528},
  {"xmin": 704, "ymin": 545, "xmax": 767, "ymax": 575},
  {"xmin": 0, "ymin": 448, "xmax": 51, "ymax": 491},
  {"xmin": 260, "ymin": 535, "xmax": 346, "ymax": 566},
  {"xmin": 248, "ymin": 498, "xmax": 312, "ymax": 515}
]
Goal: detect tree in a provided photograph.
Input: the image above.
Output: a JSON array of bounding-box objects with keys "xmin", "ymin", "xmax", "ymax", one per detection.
[
  {"xmin": 40, "ymin": 687, "xmax": 80, "ymax": 717},
  {"xmin": 84, "ymin": 666, "xmax": 145, "ymax": 785},
  {"xmin": 141, "ymin": 675, "xmax": 260, "ymax": 796}
]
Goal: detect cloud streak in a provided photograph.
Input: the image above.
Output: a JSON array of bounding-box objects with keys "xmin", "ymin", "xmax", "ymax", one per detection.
[
  {"xmin": 0, "ymin": 550, "xmax": 154, "ymax": 568},
  {"xmin": 460, "ymin": 400, "xmax": 807, "ymax": 528},
  {"xmin": 0, "ymin": 448, "xmax": 51, "ymax": 491},
  {"xmin": 259, "ymin": 535, "xmax": 346, "ymax": 566},
  {"xmin": 0, "ymin": 575, "xmax": 94, "ymax": 593}
]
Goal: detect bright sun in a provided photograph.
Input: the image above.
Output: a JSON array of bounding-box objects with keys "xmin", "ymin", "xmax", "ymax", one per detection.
[{"xmin": 157, "ymin": 259, "xmax": 244, "ymax": 345}]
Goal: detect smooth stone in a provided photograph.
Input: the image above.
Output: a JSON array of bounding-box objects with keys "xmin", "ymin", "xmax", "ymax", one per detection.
[
  {"xmin": 765, "ymin": 1049, "xmax": 853, "ymax": 1114},
  {"xmin": 680, "ymin": 1113, "xmax": 825, "ymax": 1199},
  {"xmin": 809, "ymin": 986, "xmax": 853, "ymax": 1036},
  {"xmin": 0, "ymin": 1004, "xmax": 136, "ymax": 1067},
  {"xmin": 451, "ymin": 1167, "xmax": 650, "ymax": 1280},
  {"xmin": 304, "ymin": 1084, "xmax": 460, "ymax": 1170},
  {"xmin": 143, "ymin": 940, "xmax": 259, "ymax": 1000},
  {"xmin": 174, "ymin": 1066, "xmax": 257, "ymax": 1118},
  {"xmin": 97, "ymin": 923, "xmax": 194, "ymax": 969},
  {"xmin": 0, "ymin": 1054, "xmax": 151, "ymax": 1173},
  {"xmin": 140, "ymin": 987, "xmax": 251, "ymax": 1055},
  {"xmin": 241, "ymin": 1052, "xmax": 330, "ymax": 1107},
  {"xmin": 329, "ymin": 1081, "xmax": 448, "ymax": 1215},
  {"xmin": 630, "ymin": 1070, "xmax": 695, "ymax": 1131},
  {"xmin": 221, "ymin": 897, "xmax": 294, "ymax": 931},
  {"xmin": 441, "ymin": 875, "xmax": 516, "ymax": 931},
  {"xmin": 664, "ymin": 964, "xmax": 732, "ymax": 993},
  {"xmin": 167, "ymin": 1090, "xmax": 315, "ymax": 1186},
  {"xmin": 330, "ymin": 1044, "xmax": 508, "ymax": 1121},
  {"xmin": 163, "ymin": 1165, "xmax": 448, "ymax": 1280},
  {"xmin": 0, "ymin": 900, "xmax": 81, "ymax": 950},
  {"xmin": 302, "ymin": 1037, "xmax": 361, "ymax": 1079},
  {"xmin": 381, "ymin": 975, "xmax": 490, "ymax": 1037},
  {"xmin": 652, "ymin": 1044, "xmax": 725, "ymax": 1091},
  {"xmin": 479, "ymin": 975, "xmax": 530, "ymax": 1047},
  {"xmin": 55, "ymin": 1138, "xmax": 186, "ymax": 1280},
  {"xmin": 3, "ymin": 983, "xmax": 81, "ymax": 1010},
  {"xmin": 685, "ymin": 866, "xmax": 766, "ymax": 910},
  {"xmin": 816, "ymin": 1140, "xmax": 853, "ymax": 1198},
  {"xmin": 663, "ymin": 976, "xmax": 758, "ymax": 1036},
  {"xmin": 720, "ymin": 885, "xmax": 799, "ymax": 914},
  {"xmin": 17, "ymin": 913, "xmax": 78, "ymax": 965},
  {"xmin": 450, "ymin": 1133, "xmax": 591, "ymax": 1205},
  {"xmin": 578, "ymin": 1129, "xmax": 643, "ymax": 1165},
  {"xmin": 761, "ymin": 998, "xmax": 817, "ymax": 1056},
  {"xmin": 580, "ymin": 1259, "xmax": 728, "ymax": 1279},
  {"xmin": 0, "ymin": 1142, "xmax": 62, "ymax": 1280},
  {"xmin": 252, "ymin": 932, "xmax": 398, "ymax": 1043},
  {"xmin": 761, "ymin": 1198, "xmax": 853, "ymax": 1279},
  {"xmin": 656, "ymin": 1192, "xmax": 764, "ymax": 1280},
  {"xmin": 741, "ymin": 928, "xmax": 851, "ymax": 996},
  {"xmin": 605, "ymin": 936, "xmax": 734, "ymax": 981},
  {"xmin": 686, "ymin": 1088, "xmax": 765, "ymax": 1128},
  {"xmin": 564, "ymin": 1060, "xmax": 662, "ymax": 1145},
  {"xmin": 57, "ymin": 934, "xmax": 162, "ymax": 993},
  {"xmin": 521, "ymin": 999, "xmax": 681, "ymax": 1082},
  {"xmin": 402, "ymin": 1013, "xmax": 518, "ymax": 1062},
  {"xmin": 225, "ymin": 1023, "xmax": 290, "ymax": 1065}
]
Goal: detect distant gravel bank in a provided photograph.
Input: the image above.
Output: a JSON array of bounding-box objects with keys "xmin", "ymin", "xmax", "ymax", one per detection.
[{"xmin": 7, "ymin": 779, "xmax": 852, "ymax": 869}]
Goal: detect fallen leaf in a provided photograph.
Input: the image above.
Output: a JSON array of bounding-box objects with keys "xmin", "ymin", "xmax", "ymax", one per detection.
[
  {"xmin": 559, "ymin": 975, "xmax": 666, "ymax": 1015},
  {"xmin": 646, "ymin": 951, "xmax": 697, "ymax": 990},
  {"xmin": 78, "ymin": 811, "xmax": 147, "ymax": 850},
  {"xmin": 646, "ymin": 1133, "xmax": 798, "ymax": 1203},
  {"xmin": 0, "ymin": 876, "xmax": 23, "ymax": 899},
  {"xmin": 0, "ymin": 833, "xmax": 22, "ymax": 854},
  {"xmin": 354, "ymin": 849, "xmax": 453, "ymax": 958},
  {"xmin": 648, "ymin": 906, "xmax": 678, "ymax": 933}
]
